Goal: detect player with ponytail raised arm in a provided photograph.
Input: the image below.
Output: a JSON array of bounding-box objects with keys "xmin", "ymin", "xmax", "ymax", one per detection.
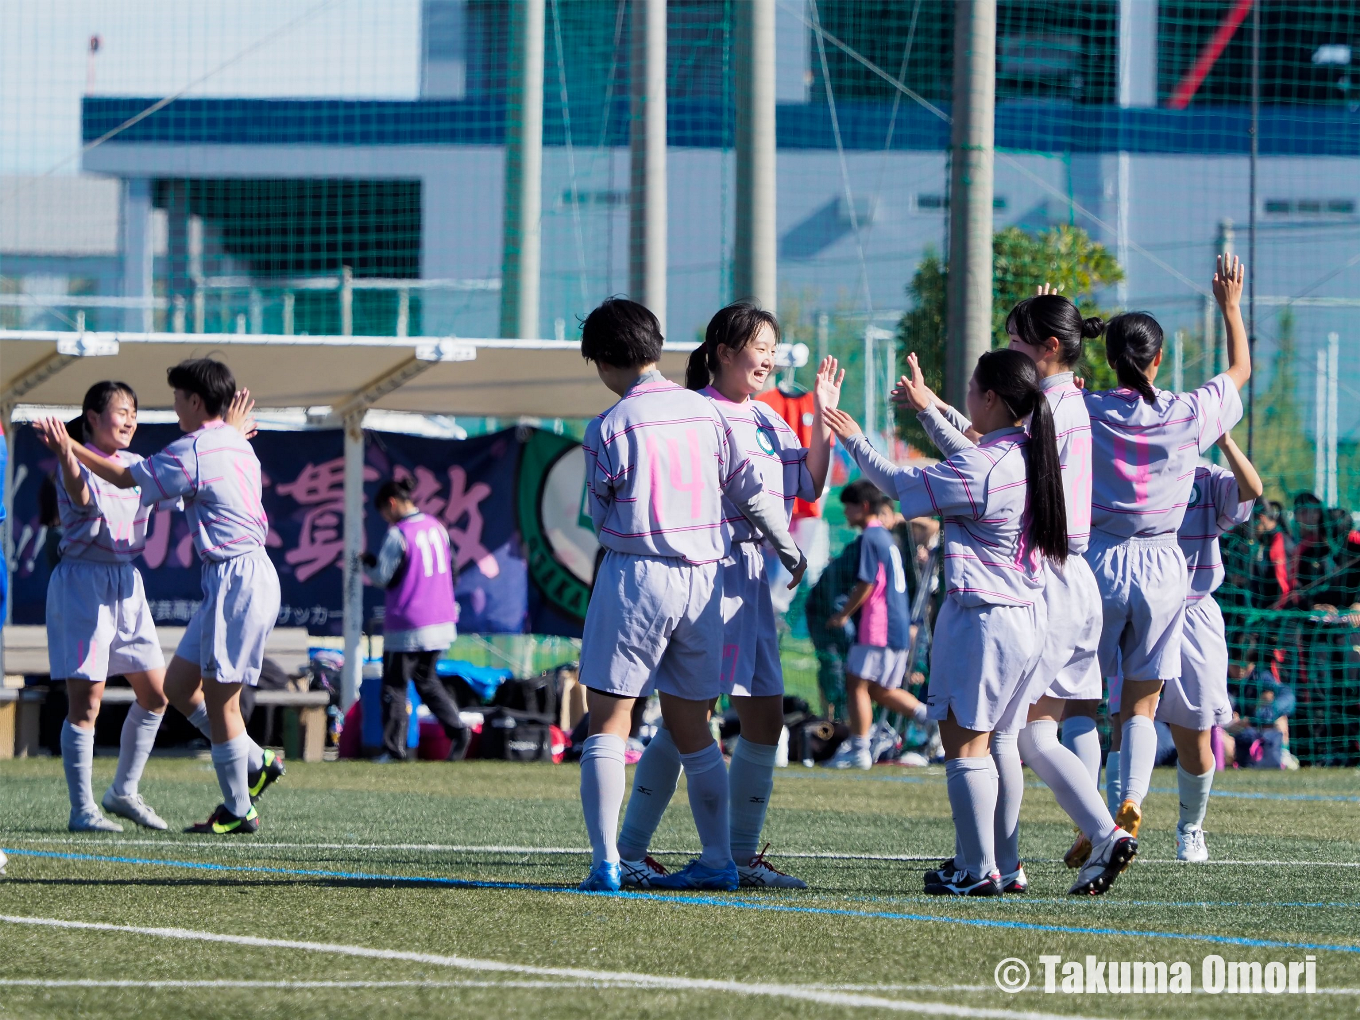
[
  {"xmin": 1083, "ymin": 254, "xmax": 1250, "ymax": 841},
  {"xmin": 827, "ymin": 350, "xmax": 1134, "ymax": 896}
]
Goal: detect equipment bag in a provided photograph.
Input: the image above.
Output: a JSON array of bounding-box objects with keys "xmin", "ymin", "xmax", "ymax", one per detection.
[
  {"xmin": 490, "ymin": 673, "xmax": 558, "ymax": 719},
  {"xmin": 477, "ymin": 707, "xmax": 556, "ymax": 762},
  {"xmin": 785, "ymin": 716, "xmax": 850, "ymax": 764}
]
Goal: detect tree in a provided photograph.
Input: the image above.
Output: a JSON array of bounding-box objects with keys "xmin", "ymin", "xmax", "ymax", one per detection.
[
  {"xmin": 896, "ymin": 225, "xmax": 1124, "ymax": 453},
  {"xmin": 1230, "ymin": 308, "xmax": 1309, "ymax": 504}
]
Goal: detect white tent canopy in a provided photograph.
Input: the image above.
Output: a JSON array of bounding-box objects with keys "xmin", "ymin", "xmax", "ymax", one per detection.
[{"xmin": 1, "ymin": 328, "xmax": 697, "ymax": 702}]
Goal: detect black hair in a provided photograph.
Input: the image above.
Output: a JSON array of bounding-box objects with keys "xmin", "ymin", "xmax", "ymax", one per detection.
[
  {"xmin": 374, "ymin": 475, "xmax": 417, "ymax": 512},
  {"xmin": 839, "ymin": 479, "xmax": 891, "ymax": 512},
  {"xmin": 972, "ymin": 348, "xmax": 1068, "ymax": 563},
  {"xmin": 1005, "ymin": 295, "xmax": 1104, "ymax": 369},
  {"xmin": 685, "ymin": 302, "xmax": 780, "ymax": 390},
  {"xmin": 1103, "ymin": 312, "xmax": 1163, "ymax": 405},
  {"xmin": 66, "ymin": 380, "xmax": 137, "ymax": 444},
  {"xmin": 166, "ymin": 358, "xmax": 236, "ymax": 416},
  {"xmin": 579, "ymin": 298, "xmax": 664, "ymax": 368}
]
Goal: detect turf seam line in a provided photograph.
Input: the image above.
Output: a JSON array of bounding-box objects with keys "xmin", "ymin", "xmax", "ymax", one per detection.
[
  {"xmin": 0, "ymin": 914, "xmax": 1114, "ymax": 1020},
  {"xmin": 7, "ymin": 849, "xmax": 1359, "ymax": 956}
]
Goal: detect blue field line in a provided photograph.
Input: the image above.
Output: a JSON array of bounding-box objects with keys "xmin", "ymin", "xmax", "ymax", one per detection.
[{"xmin": 8, "ymin": 848, "xmax": 1359, "ymax": 957}]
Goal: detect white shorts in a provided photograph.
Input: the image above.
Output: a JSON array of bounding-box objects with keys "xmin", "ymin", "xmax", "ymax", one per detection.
[
  {"xmin": 720, "ymin": 543, "xmax": 783, "ymax": 698},
  {"xmin": 846, "ymin": 644, "xmax": 909, "ymax": 690},
  {"xmin": 580, "ymin": 551, "xmax": 723, "ymax": 701},
  {"xmin": 177, "ymin": 548, "xmax": 281, "ymax": 686},
  {"xmin": 1039, "ymin": 555, "xmax": 1103, "ymax": 701},
  {"xmin": 1158, "ymin": 597, "xmax": 1233, "ymax": 731},
  {"xmin": 46, "ymin": 559, "xmax": 165, "ymax": 682},
  {"xmin": 1086, "ymin": 532, "xmax": 1187, "ymax": 683},
  {"xmin": 927, "ymin": 596, "xmax": 1047, "ymax": 735}
]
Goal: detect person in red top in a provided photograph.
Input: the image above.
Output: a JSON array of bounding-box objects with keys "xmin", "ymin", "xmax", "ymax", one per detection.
[{"xmin": 1250, "ymin": 503, "xmax": 1291, "ymax": 609}]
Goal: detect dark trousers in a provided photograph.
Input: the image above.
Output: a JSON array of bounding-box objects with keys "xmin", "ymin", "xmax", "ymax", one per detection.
[{"xmin": 381, "ymin": 650, "xmax": 465, "ymax": 760}]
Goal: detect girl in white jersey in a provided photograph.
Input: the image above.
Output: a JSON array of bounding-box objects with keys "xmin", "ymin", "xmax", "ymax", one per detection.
[
  {"xmin": 829, "ymin": 351, "xmax": 1133, "ymax": 895},
  {"xmin": 1084, "ymin": 254, "xmax": 1250, "ymax": 840},
  {"xmin": 615, "ymin": 303, "xmax": 840, "ymax": 891},
  {"xmin": 34, "ymin": 382, "xmax": 170, "ymax": 832}
]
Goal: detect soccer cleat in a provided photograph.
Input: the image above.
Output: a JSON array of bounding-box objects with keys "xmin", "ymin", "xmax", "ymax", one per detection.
[
  {"xmin": 820, "ymin": 742, "xmax": 871, "ymax": 771},
  {"xmin": 1114, "ymin": 798, "xmax": 1142, "ymax": 838},
  {"xmin": 738, "ymin": 845, "xmax": 808, "ymax": 889},
  {"xmin": 648, "ymin": 858, "xmax": 740, "ymax": 891},
  {"xmin": 69, "ymin": 810, "xmax": 123, "ymax": 833},
  {"xmin": 101, "ymin": 789, "xmax": 168, "ymax": 830},
  {"xmin": 923, "ymin": 857, "xmax": 959, "ymax": 887},
  {"xmin": 1176, "ymin": 823, "xmax": 1209, "ymax": 863},
  {"xmin": 0, "ymin": 849, "xmax": 7, "ymax": 875},
  {"xmin": 999, "ymin": 865, "xmax": 1029, "ymax": 893},
  {"xmin": 1064, "ymin": 832, "xmax": 1093, "ymax": 869},
  {"xmin": 248, "ymin": 748, "xmax": 285, "ymax": 803},
  {"xmin": 925, "ymin": 870, "xmax": 1001, "ymax": 897},
  {"xmin": 1068, "ymin": 828, "xmax": 1138, "ymax": 896},
  {"xmin": 185, "ymin": 804, "xmax": 260, "ymax": 835},
  {"xmin": 619, "ymin": 855, "xmax": 669, "ymax": 889},
  {"xmin": 579, "ymin": 860, "xmax": 622, "ymax": 892}
]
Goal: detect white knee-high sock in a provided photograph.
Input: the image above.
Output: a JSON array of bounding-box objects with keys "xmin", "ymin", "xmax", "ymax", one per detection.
[
  {"xmin": 186, "ymin": 702, "xmax": 213, "ymax": 741},
  {"xmin": 1104, "ymin": 750, "xmax": 1122, "ymax": 817},
  {"xmin": 209, "ymin": 732, "xmax": 253, "ymax": 817},
  {"xmin": 944, "ymin": 756, "xmax": 998, "ymax": 880},
  {"xmin": 678, "ymin": 742, "xmax": 731, "ymax": 869},
  {"xmin": 1060, "ymin": 715, "xmax": 1102, "ymax": 788},
  {"xmin": 245, "ymin": 736, "xmax": 265, "ymax": 773},
  {"xmin": 1120, "ymin": 715, "xmax": 1158, "ymax": 808},
  {"xmin": 61, "ymin": 720, "xmax": 98, "ymax": 817},
  {"xmin": 728, "ymin": 737, "xmax": 778, "ymax": 866},
  {"xmin": 990, "ymin": 731, "xmax": 1024, "ymax": 875},
  {"xmin": 111, "ymin": 705, "xmax": 164, "ymax": 798},
  {"xmin": 1019, "ymin": 720, "xmax": 1117, "ymax": 844},
  {"xmin": 1177, "ymin": 763, "xmax": 1214, "ymax": 829},
  {"xmin": 579, "ymin": 734, "xmax": 627, "ymax": 866},
  {"xmin": 616, "ymin": 726, "xmax": 682, "ymax": 861}
]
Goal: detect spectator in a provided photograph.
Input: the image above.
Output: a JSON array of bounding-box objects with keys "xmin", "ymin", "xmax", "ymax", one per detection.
[
  {"xmin": 1224, "ymin": 646, "xmax": 1300, "ymax": 770},
  {"xmin": 805, "ymin": 531, "xmax": 860, "ymax": 719},
  {"xmin": 1290, "ymin": 492, "xmax": 1330, "ymax": 608},
  {"xmin": 1249, "ymin": 501, "xmax": 1291, "ymax": 609}
]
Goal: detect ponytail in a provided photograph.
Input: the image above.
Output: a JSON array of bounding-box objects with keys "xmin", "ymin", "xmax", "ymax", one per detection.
[
  {"xmin": 1005, "ymin": 294, "xmax": 1105, "ymax": 369},
  {"xmin": 374, "ymin": 474, "xmax": 417, "ymax": 512},
  {"xmin": 1104, "ymin": 312, "xmax": 1163, "ymax": 405},
  {"xmin": 687, "ymin": 302, "xmax": 780, "ymax": 391},
  {"xmin": 973, "ymin": 349, "xmax": 1068, "ymax": 563}
]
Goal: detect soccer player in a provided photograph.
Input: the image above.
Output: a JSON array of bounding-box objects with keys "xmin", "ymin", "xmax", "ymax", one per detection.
[
  {"xmin": 827, "ymin": 350, "xmax": 1135, "ymax": 896},
  {"xmin": 1084, "ymin": 255, "xmax": 1250, "ymax": 839},
  {"xmin": 821, "ymin": 481, "xmax": 926, "ymax": 770},
  {"xmin": 65, "ymin": 359, "xmax": 283, "ymax": 834},
  {"xmin": 33, "ymin": 382, "xmax": 170, "ymax": 831},
  {"xmin": 615, "ymin": 303, "xmax": 837, "ymax": 891},
  {"xmin": 362, "ymin": 475, "xmax": 469, "ymax": 762},
  {"xmin": 1167, "ymin": 434, "xmax": 1261, "ymax": 860},
  {"xmin": 575, "ymin": 298, "xmax": 805, "ymax": 893}
]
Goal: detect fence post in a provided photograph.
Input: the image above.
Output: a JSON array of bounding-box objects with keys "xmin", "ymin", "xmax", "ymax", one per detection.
[{"xmin": 341, "ymin": 266, "xmax": 353, "ymax": 337}]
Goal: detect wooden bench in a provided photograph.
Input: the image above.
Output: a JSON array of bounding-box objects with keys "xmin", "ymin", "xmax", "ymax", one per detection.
[
  {"xmin": 0, "ymin": 687, "xmax": 48, "ymax": 759},
  {"xmin": 252, "ymin": 689, "xmax": 331, "ymax": 764}
]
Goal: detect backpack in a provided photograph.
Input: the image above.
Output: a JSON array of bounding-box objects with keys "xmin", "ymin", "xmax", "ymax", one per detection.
[
  {"xmin": 491, "ymin": 673, "xmax": 558, "ymax": 719},
  {"xmin": 477, "ymin": 707, "xmax": 560, "ymax": 762}
]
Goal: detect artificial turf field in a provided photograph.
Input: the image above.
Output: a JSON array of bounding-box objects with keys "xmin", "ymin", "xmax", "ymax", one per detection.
[{"xmin": 0, "ymin": 757, "xmax": 1357, "ymax": 1019}]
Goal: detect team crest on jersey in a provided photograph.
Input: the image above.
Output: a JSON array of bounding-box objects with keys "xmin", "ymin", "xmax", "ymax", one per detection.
[
  {"xmin": 754, "ymin": 426, "xmax": 777, "ymax": 456},
  {"xmin": 1188, "ymin": 482, "xmax": 1203, "ymax": 508}
]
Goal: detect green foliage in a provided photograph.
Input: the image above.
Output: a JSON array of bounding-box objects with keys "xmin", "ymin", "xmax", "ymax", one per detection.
[{"xmin": 1230, "ymin": 308, "xmax": 1311, "ymax": 505}]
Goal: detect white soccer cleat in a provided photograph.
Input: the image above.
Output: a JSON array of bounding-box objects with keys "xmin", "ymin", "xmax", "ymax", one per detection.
[
  {"xmin": 68, "ymin": 810, "xmax": 123, "ymax": 833},
  {"xmin": 619, "ymin": 855, "xmax": 669, "ymax": 889},
  {"xmin": 820, "ymin": 742, "xmax": 871, "ymax": 770},
  {"xmin": 102, "ymin": 789, "xmax": 168, "ymax": 830},
  {"xmin": 999, "ymin": 864, "xmax": 1029, "ymax": 893},
  {"xmin": 1068, "ymin": 828, "xmax": 1138, "ymax": 896},
  {"xmin": 1176, "ymin": 823, "xmax": 1209, "ymax": 863},
  {"xmin": 738, "ymin": 847, "xmax": 808, "ymax": 889},
  {"xmin": 0, "ymin": 849, "xmax": 7, "ymax": 875}
]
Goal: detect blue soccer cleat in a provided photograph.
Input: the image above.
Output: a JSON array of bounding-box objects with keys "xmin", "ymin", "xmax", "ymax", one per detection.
[
  {"xmin": 578, "ymin": 861, "xmax": 622, "ymax": 892},
  {"xmin": 647, "ymin": 858, "xmax": 739, "ymax": 891}
]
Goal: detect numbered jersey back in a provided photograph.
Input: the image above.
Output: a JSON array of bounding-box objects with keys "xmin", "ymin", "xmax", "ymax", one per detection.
[{"xmin": 386, "ymin": 512, "xmax": 459, "ymax": 632}]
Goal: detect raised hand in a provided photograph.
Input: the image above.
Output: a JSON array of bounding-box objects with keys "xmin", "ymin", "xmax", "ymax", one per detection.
[
  {"xmin": 33, "ymin": 416, "xmax": 72, "ymax": 457},
  {"xmin": 1036, "ymin": 282, "xmax": 1059, "ymax": 296},
  {"xmin": 822, "ymin": 407, "xmax": 863, "ymax": 441},
  {"xmin": 1213, "ymin": 253, "xmax": 1244, "ymax": 311},
  {"xmin": 890, "ymin": 352, "xmax": 937, "ymax": 413},
  {"xmin": 225, "ymin": 388, "xmax": 259, "ymax": 440},
  {"xmin": 813, "ymin": 356, "xmax": 844, "ymax": 413}
]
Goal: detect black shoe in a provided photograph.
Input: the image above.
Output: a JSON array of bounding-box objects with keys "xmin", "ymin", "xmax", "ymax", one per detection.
[
  {"xmin": 923, "ymin": 857, "xmax": 958, "ymax": 887},
  {"xmin": 924, "ymin": 870, "xmax": 1001, "ymax": 897},
  {"xmin": 1068, "ymin": 832, "xmax": 1138, "ymax": 896},
  {"xmin": 248, "ymin": 748, "xmax": 285, "ymax": 803},
  {"xmin": 446, "ymin": 726, "xmax": 471, "ymax": 761},
  {"xmin": 185, "ymin": 803, "xmax": 260, "ymax": 835}
]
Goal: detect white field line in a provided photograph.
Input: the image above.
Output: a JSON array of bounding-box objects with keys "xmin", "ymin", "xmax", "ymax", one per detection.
[
  {"xmin": 0, "ymin": 979, "xmax": 604, "ymax": 990},
  {"xmin": 7, "ymin": 839, "xmax": 1359, "ymax": 868},
  {"xmin": 0, "ymin": 914, "xmax": 1112, "ymax": 1020}
]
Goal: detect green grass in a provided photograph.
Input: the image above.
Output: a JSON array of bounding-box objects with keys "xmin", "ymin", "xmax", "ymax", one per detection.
[{"xmin": 1, "ymin": 757, "xmax": 1357, "ymax": 1019}]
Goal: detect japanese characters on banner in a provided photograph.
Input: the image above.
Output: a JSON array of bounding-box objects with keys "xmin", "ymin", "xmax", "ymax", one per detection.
[{"xmin": 7, "ymin": 424, "xmax": 597, "ymax": 637}]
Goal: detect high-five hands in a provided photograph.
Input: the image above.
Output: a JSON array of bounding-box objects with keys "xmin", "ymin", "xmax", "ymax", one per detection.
[
  {"xmin": 822, "ymin": 407, "xmax": 863, "ymax": 441},
  {"xmin": 890, "ymin": 352, "xmax": 938, "ymax": 414},
  {"xmin": 814, "ymin": 356, "xmax": 845, "ymax": 414},
  {"xmin": 225, "ymin": 389, "xmax": 259, "ymax": 440}
]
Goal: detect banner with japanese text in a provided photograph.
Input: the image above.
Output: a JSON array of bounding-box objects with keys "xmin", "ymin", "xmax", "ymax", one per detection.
[{"xmin": 8, "ymin": 424, "xmax": 596, "ymax": 638}]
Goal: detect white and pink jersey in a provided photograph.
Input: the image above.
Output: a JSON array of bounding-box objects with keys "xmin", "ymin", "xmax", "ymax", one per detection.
[
  {"xmin": 700, "ymin": 385, "xmax": 815, "ymax": 542},
  {"xmin": 844, "ymin": 428, "xmax": 1044, "ymax": 608},
  {"xmin": 57, "ymin": 447, "xmax": 153, "ymax": 564},
  {"xmin": 1043, "ymin": 372, "xmax": 1093, "ymax": 556},
  {"xmin": 1084, "ymin": 373, "xmax": 1242, "ymax": 539},
  {"xmin": 1179, "ymin": 464, "xmax": 1254, "ymax": 602},
  {"xmin": 584, "ymin": 371, "xmax": 769, "ymax": 565},
  {"xmin": 130, "ymin": 421, "xmax": 268, "ymax": 562}
]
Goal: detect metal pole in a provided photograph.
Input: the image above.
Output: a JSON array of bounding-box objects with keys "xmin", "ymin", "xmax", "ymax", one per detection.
[
  {"xmin": 122, "ymin": 178, "xmax": 154, "ymax": 333},
  {"xmin": 282, "ymin": 291, "xmax": 295, "ymax": 336},
  {"xmin": 500, "ymin": 0, "xmax": 545, "ymax": 339},
  {"xmin": 189, "ymin": 214, "xmax": 205, "ymax": 334},
  {"xmin": 1247, "ymin": 0, "xmax": 1259, "ymax": 457},
  {"xmin": 340, "ymin": 266, "xmax": 353, "ymax": 337},
  {"xmin": 396, "ymin": 287, "xmax": 410, "ymax": 337},
  {"xmin": 1327, "ymin": 332, "xmax": 1338, "ymax": 506},
  {"xmin": 734, "ymin": 0, "xmax": 776, "ymax": 310},
  {"xmin": 864, "ymin": 326, "xmax": 876, "ymax": 445},
  {"xmin": 1315, "ymin": 349, "xmax": 1326, "ymax": 499},
  {"xmin": 629, "ymin": 0, "xmax": 668, "ymax": 333},
  {"xmin": 340, "ymin": 412, "xmax": 366, "ymax": 709},
  {"xmin": 1173, "ymin": 329, "xmax": 1185, "ymax": 392},
  {"xmin": 249, "ymin": 288, "xmax": 263, "ymax": 335},
  {"xmin": 1211, "ymin": 220, "xmax": 1233, "ymax": 462},
  {"xmin": 944, "ymin": 0, "xmax": 996, "ymax": 410}
]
